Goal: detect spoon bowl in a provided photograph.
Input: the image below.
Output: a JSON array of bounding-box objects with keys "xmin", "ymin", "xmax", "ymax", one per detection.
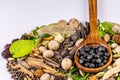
[{"xmin": 74, "ymin": 0, "xmax": 112, "ymax": 73}]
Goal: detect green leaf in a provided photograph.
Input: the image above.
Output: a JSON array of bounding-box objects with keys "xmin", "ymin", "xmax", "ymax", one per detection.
[
  {"xmin": 108, "ymin": 40, "xmax": 115, "ymax": 45},
  {"xmin": 9, "ymin": 39, "xmax": 40, "ymax": 58},
  {"xmin": 117, "ymin": 74, "xmax": 120, "ymax": 80},
  {"xmin": 82, "ymin": 73, "xmax": 90, "ymax": 80},
  {"xmin": 69, "ymin": 74, "xmax": 82, "ymax": 80},
  {"xmin": 68, "ymin": 67, "xmax": 78, "ymax": 74},
  {"xmin": 33, "ymin": 30, "xmax": 37, "ymax": 37},
  {"xmin": 39, "ymin": 33, "xmax": 51, "ymax": 38},
  {"xmin": 98, "ymin": 21, "xmax": 115, "ymax": 38}
]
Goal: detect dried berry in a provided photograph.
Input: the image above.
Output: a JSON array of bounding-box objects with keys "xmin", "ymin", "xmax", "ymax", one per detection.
[{"xmin": 34, "ymin": 69, "xmax": 43, "ymax": 78}]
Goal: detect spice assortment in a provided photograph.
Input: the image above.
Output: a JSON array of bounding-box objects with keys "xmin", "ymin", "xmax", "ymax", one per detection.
[{"xmin": 1, "ymin": 18, "xmax": 120, "ymax": 80}]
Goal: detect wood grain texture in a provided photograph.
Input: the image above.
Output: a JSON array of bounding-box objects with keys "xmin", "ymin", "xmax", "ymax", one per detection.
[{"xmin": 74, "ymin": 0, "xmax": 113, "ymax": 73}]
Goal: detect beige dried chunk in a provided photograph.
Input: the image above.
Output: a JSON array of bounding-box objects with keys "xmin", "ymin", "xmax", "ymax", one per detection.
[
  {"xmin": 113, "ymin": 58, "xmax": 120, "ymax": 67},
  {"xmin": 68, "ymin": 18, "xmax": 80, "ymax": 29},
  {"xmin": 103, "ymin": 34, "xmax": 110, "ymax": 42},
  {"xmin": 8, "ymin": 63, "xmax": 34, "ymax": 79},
  {"xmin": 58, "ymin": 20, "xmax": 67, "ymax": 26},
  {"xmin": 102, "ymin": 66, "xmax": 120, "ymax": 80}
]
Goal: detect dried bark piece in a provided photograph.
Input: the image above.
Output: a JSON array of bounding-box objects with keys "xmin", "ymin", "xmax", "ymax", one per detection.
[{"xmin": 112, "ymin": 34, "xmax": 120, "ymax": 45}]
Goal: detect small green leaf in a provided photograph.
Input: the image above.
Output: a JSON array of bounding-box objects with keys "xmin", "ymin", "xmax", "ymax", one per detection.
[
  {"xmin": 33, "ymin": 30, "xmax": 37, "ymax": 37},
  {"xmin": 68, "ymin": 67, "xmax": 78, "ymax": 74},
  {"xmin": 108, "ymin": 40, "xmax": 115, "ymax": 45},
  {"xmin": 39, "ymin": 33, "xmax": 51, "ymax": 38},
  {"xmin": 9, "ymin": 39, "xmax": 40, "ymax": 58},
  {"xmin": 69, "ymin": 74, "xmax": 82, "ymax": 80}
]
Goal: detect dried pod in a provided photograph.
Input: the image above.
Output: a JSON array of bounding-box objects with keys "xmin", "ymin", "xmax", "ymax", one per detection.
[
  {"xmin": 75, "ymin": 38, "xmax": 84, "ymax": 46},
  {"xmin": 96, "ymin": 72, "xmax": 105, "ymax": 78}
]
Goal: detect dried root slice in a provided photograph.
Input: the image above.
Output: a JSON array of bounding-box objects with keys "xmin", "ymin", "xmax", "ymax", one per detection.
[
  {"xmin": 26, "ymin": 57, "xmax": 65, "ymax": 77},
  {"xmin": 113, "ymin": 58, "xmax": 120, "ymax": 67},
  {"xmin": 8, "ymin": 63, "xmax": 34, "ymax": 79},
  {"xmin": 26, "ymin": 57, "xmax": 57, "ymax": 72},
  {"xmin": 102, "ymin": 66, "xmax": 120, "ymax": 80},
  {"xmin": 43, "ymin": 57, "xmax": 60, "ymax": 67}
]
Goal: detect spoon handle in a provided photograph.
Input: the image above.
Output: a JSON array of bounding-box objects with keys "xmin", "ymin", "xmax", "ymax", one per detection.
[{"xmin": 89, "ymin": 0, "xmax": 98, "ymax": 35}]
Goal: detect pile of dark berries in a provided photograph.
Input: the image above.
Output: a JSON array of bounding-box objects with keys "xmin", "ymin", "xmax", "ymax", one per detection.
[{"xmin": 77, "ymin": 45, "xmax": 110, "ymax": 68}]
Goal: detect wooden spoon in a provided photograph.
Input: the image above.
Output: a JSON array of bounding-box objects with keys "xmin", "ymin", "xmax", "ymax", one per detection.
[{"xmin": 74, "ymin": 0, "xmax": 112, "ymax": 73}]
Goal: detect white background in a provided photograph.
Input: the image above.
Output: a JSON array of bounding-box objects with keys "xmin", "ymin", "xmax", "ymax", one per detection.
[{"xmin": 0, "ymin": 0, "xmax": 120, "ymax": 80}]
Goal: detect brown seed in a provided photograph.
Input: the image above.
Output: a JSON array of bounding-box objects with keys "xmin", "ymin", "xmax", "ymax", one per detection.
[{"xmin": 34, "ymin": 69, "xmax": 43, "ymax": 78}]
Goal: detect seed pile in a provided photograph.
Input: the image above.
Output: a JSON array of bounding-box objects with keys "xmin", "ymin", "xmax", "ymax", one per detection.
[{"xmin": 78, "ymin": 45, "xmax": 110, "ymax": 68}]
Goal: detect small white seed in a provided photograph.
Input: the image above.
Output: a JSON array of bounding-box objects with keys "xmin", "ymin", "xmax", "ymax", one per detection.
[
  {"xmin": 40, "ymin": 73, "xmax": 50, "ymax": 80},
  {"xmin": 103, "ymin": 34, "xmax": 110, "ymax": 42},
  {"xmin": 110, "ymin": 43, "xmax": 118, "ymax": 49},
  {"xmin": 48, "ymin": 40, "xmax": 60, "ymax": 50},
  {"xmin": 39, "ymin": 46, "xmax": 47, "ymax": 53},
  {"xmin": 43, "ymin": 50, "xmax": 54, "ymax": 58},
  {"xmin": 54, "ymin": 33, "xmax": 64, "ymax": 43},
  {"xmin": 67, "ymin": 77, "xmax": 73, "ymax": 80},
  {"xmin": 61, "ymin": 58, "xmax": 72, "ymax": 70},
  {"xmin": 50, "ymin": 75, "xmax": 55, "ymax": 80}
]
